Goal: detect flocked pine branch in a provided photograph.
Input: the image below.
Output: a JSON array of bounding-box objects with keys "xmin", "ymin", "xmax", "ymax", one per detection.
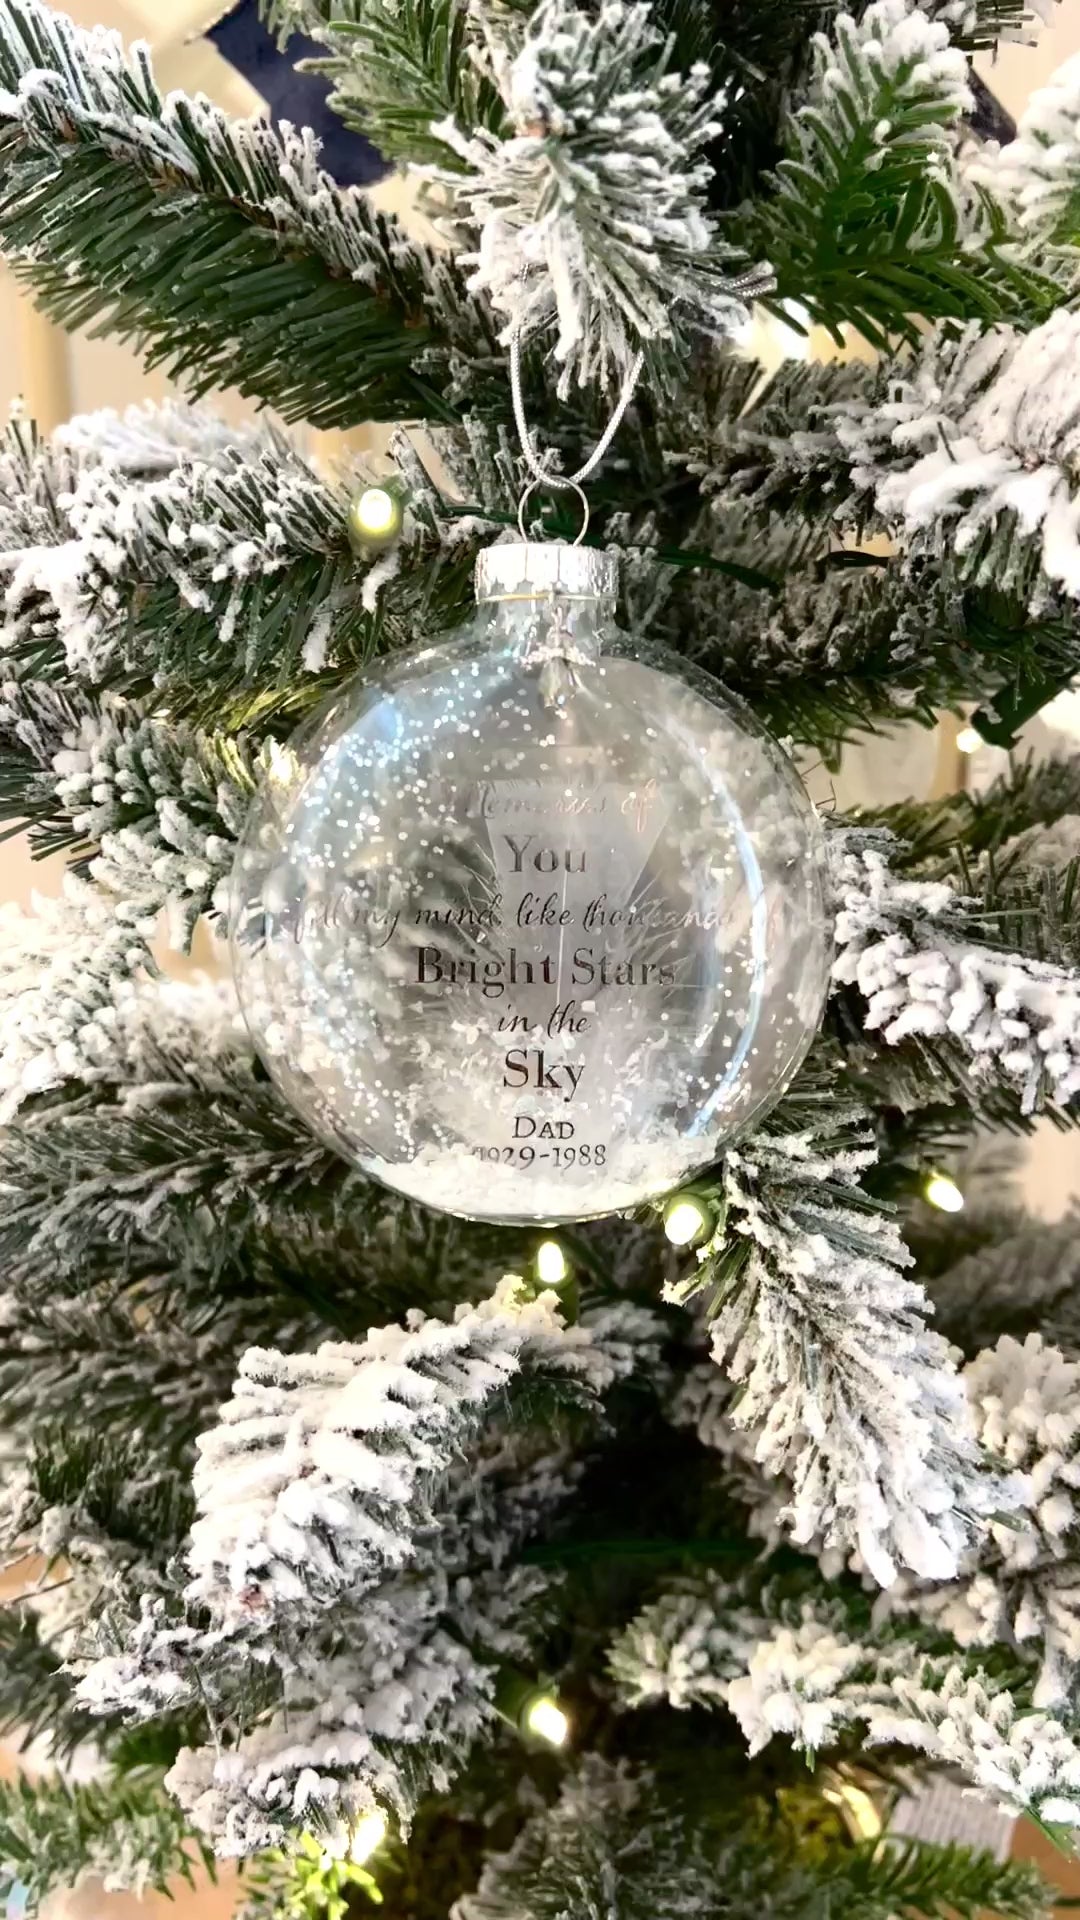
[
  {"xmin": 668, "ymin": 1320, "xmax": 1080, "ymax": 1712},
  {"xmin": 830, "ymin": 826, "xmax": 1080, "ymax": 1112},
  {"xmin": 456, "ymin": 1757, "xmax": 739, "ymax": 1920},
  {"xmin": 667, "ymin": 1362, "xmax": 807, "ymax": 1558},
  {"xmin": 611, "ymin": 1578, "xmax": 1080, "ymax": 1834},
  {"xmin": 650, "ymin": 542, "xmax": 969, "ymax": 757},
  {"xmin": 0, "ymin": 408, "xmax": 397, "ymax": 689},
  {"xmin": 0, "ymin": 1434, "xmax": 194, "ymax": 1786},
  {"xmin": 0, "ymin": 0, "xmax": 492, "ymax": 427},
  {"xmin": 725, "ymin": 1601, "xmax": 1080, "ymax": 1836},
  {"xmin": 4, "ymin": 1423, "xmax": 192, "ymax": 1585},
  {"xmin": 679, "ymin": 350, "xmax": 879, "ymax": 523},
  {"xmin": 430, "ymin": 0, "xmax": 768, "ymax": 396},
  {"xmin": 974, "ymin": 49, "xmax": 1080, "ymax": 250},
  {"xmin": 732, "ymin": 0, "xmax": 1058, "ymax": 350},
  {"xmin": 0, "ymin": 682, "xmax": 256, "ymax": 942},
  {"xmin": 0, "ymin": 405, "xmax": 504, "ymax": 724},
  {"xmin": 0, "ymin": 878, "xmax": 155, "ymax": 1123},
  {"xmin": 924, "ymin": 0, "xmax": 1057, "ymax": 52},
  {"xmin": 673, "ymin": 335, "xmax": 1074, "ymax": 751},
  {"xmin": 76, "ymin": 1284, "xmax": 662, "ymax": 1854},
  {"xmin": 160, "ymin": 1636, "xmax": 496, "ymax": 1855},
  {"xmin": 0, "ymin": 967, "xmax": 397, "ymax": 1460},
  {"xmin": 459, "ymin": 1747, "xmax": 1050, "ymax": 1920},
  {"xmin": 882, "ymin": 1332, "xmax": 1080, "ymax": 1711},
  {"xmin": 0, "ymin": 411, "xmax": 87, "ymax": 679},
  {"xmin": 846, "ymin": 756, "xmax": 1080, "ymax": 869},
  {"xmin": 660, "ymin": 1071, "xmax": 1018, "ymax": 1586},
  {"xmin": 182, "ymin": 1275, "xmax": 645, "ymax": 1629},
  {"xmin": 670, "ymin": 354, "xmax": 1080, "ymax": 756},
  {"xmin": 0, "ymin": 1606, "xmax": 102, "ymax": 1762},
  {"xmin": 0, "ymin": 966, "xmax": 525, "ymax": 1417},
  {"xmin": 0, "ymin": 1026, "xmax": 340, "ymax": 1451},
  {"xmin": 0, "ymin": 1105, "xmax": 501, "ymax": 1365},
  {"xmin": 0, "ymin": 1288, "xmax": 283, "ymax": 1460},
  {"xmin": 1, "ymin": 408, "xmax": 362, "ymax": 689},
  {"xmin": 0, "ymin": 1444, "xmax": 197, "ymax": 1804},
  {"xmin": 683, "ymin": 310, "xmax": 1080, "ymax": 653},
  {"xmin": 835, "ymin": 311, "xmax": 1080, "ymax": 613},
  {"xmin": 0, "ymin": 1768, "xmax": 211, "ymax": 1915},
  {"xmin": 83, "ymin": 1508, "xmax": 558, "ymax": 1850},
  {"xmin": 151, "ymin": 1440, "xmax": 633, "ymax": 1863},
  {"xmin": 608, "ymin": 1574, "xmax": 766, "ymax": 1710},
  {"xmin": 929, "ymin": 1213, "xmax": 1080, "ymax": 1354},
  {"xmin": 263, "ymin": 0, "xmax": 506, "ymax": 170}
]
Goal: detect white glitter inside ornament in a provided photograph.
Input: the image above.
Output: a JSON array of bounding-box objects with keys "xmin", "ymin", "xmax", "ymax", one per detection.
[{"xmin": 230, "ymin": 542, "xmax": 832, "ymax": 1225}]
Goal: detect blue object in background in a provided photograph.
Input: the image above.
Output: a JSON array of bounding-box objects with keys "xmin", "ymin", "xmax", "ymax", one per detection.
[
  {"xmin": 968, "ymin": 70, "xmax": 1015, "ymax": 146},
  {"xmin": 207, "ymin": 0, "xmax": 387, "ymax": 186}
]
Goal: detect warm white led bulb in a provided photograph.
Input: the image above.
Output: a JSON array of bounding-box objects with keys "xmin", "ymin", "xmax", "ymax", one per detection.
[
  {"xmin": 925, "ymin": 1172, "xmax": 964, "ymax": 1213},
  {"xmin": 525, "ymin": 1694, "xmax": 569, "ymax": 1747},
  {"xmin": 956, "ymin": 725, "xmax": 984, "ymax": 755},
  {"xmin": 535, "ymin": 1239, "xmax": 569, "ymax": 1286},
  {"xmin": 663, "ymin": 1195, "xmax": 710, "ymax": 1247},
  {"xmin": 351, "ymin": 486, "xmax": 399, "ymax": 539},
  {"xmin": 349, "ymin": 1809, "xmax": 388, "ymax": 1865},
  {"xmin": 265, "ymin": 738, "xmax": 301, "ymax": 788},
  {"xmin": 822, "ymin": 1781, "xmax": 883, "ymax": 1841}
]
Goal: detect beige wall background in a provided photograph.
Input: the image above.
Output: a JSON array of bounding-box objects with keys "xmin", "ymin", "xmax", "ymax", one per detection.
[{"xmin": 2, "ymin": 3, "xmax": 1080, "ymax": 1914}]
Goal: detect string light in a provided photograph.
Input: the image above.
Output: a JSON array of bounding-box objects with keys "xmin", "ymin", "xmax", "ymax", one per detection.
[
  {"xmin": 956, "ymin": 724, "xmax": 984, "ymax": 755},
  {"xmin": 494, "ymin": 1668, "xmax": 571, "ymax": 1748},
  {"xmin": 821, "ymin": 1779, "xmax": 883, "ymax": 1841},
  {"xmin": 523, "ymin": 1693, "xmax": 570, "ymax": 1748},
  {"xmin": 925, "ymin": 1171, "xmax": 964, "ymax": 1213},
  {"xmin": 265, "ymin": 738, "xmax": 301, "ymax": 787},
  {"xmin": 349, "ymin": 1809, "xmax": 388, "ymax": 1865},
  {"xmin": 348, "ymin": 485, "xmax": 403, "ymax": 551},
  {"xmin": 535, "ymin": 1238, "xmax": 570, "ymax": 1286},
  {"xmin": 662, "ymin": 1192, "xmax": 712, "ymax": 1248}
]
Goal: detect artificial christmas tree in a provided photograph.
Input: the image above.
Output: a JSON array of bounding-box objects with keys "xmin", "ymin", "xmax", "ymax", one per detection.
[{"xmin": 3, "ymin": 0, "xmax": 1080, "ymax": 1913}]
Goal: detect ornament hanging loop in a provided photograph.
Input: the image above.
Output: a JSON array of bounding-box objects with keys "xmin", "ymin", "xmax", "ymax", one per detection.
[
  {"xmin": 508, "ymin": 330, "xmax": 643, "ymax": 545},
  {"xmin": 516, "ymin": 475, "xmax": 590, "ymax": 546}
]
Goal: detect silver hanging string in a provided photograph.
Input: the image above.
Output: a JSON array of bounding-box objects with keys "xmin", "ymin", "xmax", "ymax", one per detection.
[{"xmin": 508, "ymin": 332, "xmax": 644, "ymax": 523}]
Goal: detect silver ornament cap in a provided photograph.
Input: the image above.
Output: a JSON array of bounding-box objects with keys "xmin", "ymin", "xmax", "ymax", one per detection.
[{"xmin": 475, "ymin": 541, "xmax": 618, "ymax": 603}]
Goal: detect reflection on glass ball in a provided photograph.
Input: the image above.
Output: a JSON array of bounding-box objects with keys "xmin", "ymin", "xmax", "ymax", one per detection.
[{"xmin": 231, "ymin": 544, "xmax": 832, "ymax": 1226}]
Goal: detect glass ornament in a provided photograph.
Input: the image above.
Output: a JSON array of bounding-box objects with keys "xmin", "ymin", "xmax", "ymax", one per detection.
[{"xmin": 230, "ymin": 542, "xmax": 832, "ymax": 1226}]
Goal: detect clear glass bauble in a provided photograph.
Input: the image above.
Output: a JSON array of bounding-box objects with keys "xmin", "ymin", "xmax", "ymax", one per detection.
[{"xmin": 230, "ymin": 542, "xmax": 832, "ymax": 1226}]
